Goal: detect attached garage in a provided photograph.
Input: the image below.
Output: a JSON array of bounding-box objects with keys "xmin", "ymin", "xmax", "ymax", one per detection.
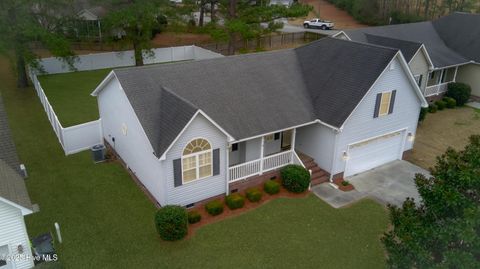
[{"xmin": 344, "ymin": 130, "xmax": 406, "ymax": 177}]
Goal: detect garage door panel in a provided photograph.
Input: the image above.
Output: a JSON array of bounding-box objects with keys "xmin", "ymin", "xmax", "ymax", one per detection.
[{"xmin": 345, "ymin": 131, "xmax": 404, "ymax": 177}]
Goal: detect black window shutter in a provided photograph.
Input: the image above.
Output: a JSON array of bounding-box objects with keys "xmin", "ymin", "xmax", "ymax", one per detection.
[
  {"xmin": 373, "ymin": 93, "xmax": 382, "ymax": 118},
  {"xmin": 212, "ymin": 148, "xmax": 220, "ymax": 176},
  {"xmin": 173, "ymin": 158, "xmax": 182, "ymax": 187},
  {"xmin": 418, "ymin": 75, "xmax": 423, "ymax": 87},
  {"xmin": 388, "ymin": 90, "xmax": 397, "ymax": 114}
]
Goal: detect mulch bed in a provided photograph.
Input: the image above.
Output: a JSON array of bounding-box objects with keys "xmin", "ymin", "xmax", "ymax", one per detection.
[
  {"xmin": 186, "ymin": 180, "xmax": 309, "ymax": 238},
  {"xmin": 333, "ymin": 178, "xmax": 355, "ymax": 192}
]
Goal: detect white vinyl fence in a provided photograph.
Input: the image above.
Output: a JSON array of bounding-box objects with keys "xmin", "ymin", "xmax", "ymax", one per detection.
[
  {"xmin": 38, "ymin": 45, "xmax": 223, "ymax": 74},
  {"xmin": 31, "ymin": 45, "xmax": 223, "ymax": 155}
]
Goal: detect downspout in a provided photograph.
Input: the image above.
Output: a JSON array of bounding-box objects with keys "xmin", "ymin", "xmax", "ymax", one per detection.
[
  {"xmin": 225, "ymin": 143, "xmax": 230, "ymax": 195},
  {"xmin": 329, "ymin": 129, "xmax": 341, "ymax": 182}
]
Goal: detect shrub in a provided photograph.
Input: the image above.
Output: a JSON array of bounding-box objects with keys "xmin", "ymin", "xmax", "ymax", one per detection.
[
  {"xmin": 245, "ymin": 187, "xmax": 263, "ymax": 202},
  {"xmin": 435, "ymin": 100, "xmax": 446, "ymax": 110},
  {"xmin": 446, "ymin": 82, "xmax": 471, "ymax": 106},
  {"xmin": 341, "ymin": 180, "xmax": 351, "ymax": 186},
  {"xmin": 264, "ymin": 180, "xmax": 280, "ymax": 195},
  {"xmin": 428, "ymin": 104, "xmax": 438, "ymax": 113},
  {"xmin": 443, "ymin": 97, "xmax": 457, "ymax": 108},
  {"xmin": 187, "ymin": 210, "xmax": 201, "ymax": 224},
  {"xmin": 154, "ymin": 205, "xmax": 188, "ymax": 241},
  {"xmin": 280, "ymin": 164, "xmax": 311, "ymax": 193},
  {"xmin": 205, "ymin": 199, "xmax": 224, "ymax": 216},
  {"xmin": 419, "ymin": 107, "xmax": 428, "ymax": 122},
  {"xmin": 225, "ymin": 193, "xmax": 245, "ymax": 210}
]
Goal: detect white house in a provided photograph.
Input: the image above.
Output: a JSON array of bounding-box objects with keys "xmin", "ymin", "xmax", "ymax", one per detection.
[
  {"xmin": 0, "ymin": 98, "xmax": 34, "ymax": 269},
  {"xmin": 92, "ymin": 37, "xmax": 428, "ymax": 207}
]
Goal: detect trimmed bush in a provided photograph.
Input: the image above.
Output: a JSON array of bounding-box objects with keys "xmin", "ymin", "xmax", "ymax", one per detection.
[
  {"xmin": 446, "ymin": 82, "xmax": 471, "ymax": 106},
  {"xmin": 280, "ymin": 164, "xmax": 311, "ymax": 193},
  {"xmin": 245, "ymin": 187, "xmax": 263, "ymax": 202},
  {"xmin": 205, "ymin": 199, "xmax": 224, "ymax": 216},
  {"xmin": 443, "ymin": 97, "xmax": 457, "ymax": 108},
  {"xmin": 187, "ymin": 210, "xmax": 201, "ymax": 224},
  {"xmin": 154, "ymin": 205, "xmax": 188, "ymax": 241},
  {"xmin": 264, "ymin": 180, "xmax": 280, "ymax": 195},
  {"xmin": 341, "ymin": 180, "xmax": 351, "ymax": 186},
  {"xmin": 435, "ymin": 100, "xmax": 446, "ymax": 110},
  {"xmin": 419, "ymin": 107, "xmax": 428, "ymax": 122},
  {"xmin": 225, "ymin": 193, "xmax": 245, "ymax": 210},
  {"xmin": 428, "ymin": 104, "xmax": 438, "ymax": 113}
]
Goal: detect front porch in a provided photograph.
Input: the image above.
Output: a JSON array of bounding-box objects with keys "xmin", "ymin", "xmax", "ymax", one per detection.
[
  {"xmin": 228, "ymin": 129, "xmax": 304, "ymax": 183},
  {"xmin": 424, "ymin": 66, "xmax": 457, "ymax": 97}
]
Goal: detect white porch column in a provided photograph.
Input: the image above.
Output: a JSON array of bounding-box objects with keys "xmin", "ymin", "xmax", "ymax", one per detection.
[
  {"xmin": 259, "ymin": 136, "xmax": 265, "ymax": 175},
  {"xmin": 453, "ymin": 66, "xmax": 458, "ymax": 82},
  {"xmin": 290, "ymin": 128, "xmax": 297, "ymax": 163},
  {"xmin": 225, "ymin": 144, "xmax": 230, "ymax": 194}
]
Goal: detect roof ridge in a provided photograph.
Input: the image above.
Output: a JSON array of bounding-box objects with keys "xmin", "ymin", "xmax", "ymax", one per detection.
[
  {"xmin": 364, "ymin": 33, "xmax": 422, "ymax": 46},
  {"xmin": 160, "ymin": 86, "xmax": 198, "ymax": 111},
  {"xmin": 323, "ymin": 36, "xmax": 401, "ymax": 53}
]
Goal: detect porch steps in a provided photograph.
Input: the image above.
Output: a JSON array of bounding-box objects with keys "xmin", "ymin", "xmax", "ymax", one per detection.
[{"xmin": 297, "ymin": 152, "xmax": 329, "ymax": 186}]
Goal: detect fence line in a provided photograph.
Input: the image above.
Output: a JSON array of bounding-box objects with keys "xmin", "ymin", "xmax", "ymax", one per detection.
[{"xmin": 31, "ymin": 45, "xmax": 223, "ymax": 155}]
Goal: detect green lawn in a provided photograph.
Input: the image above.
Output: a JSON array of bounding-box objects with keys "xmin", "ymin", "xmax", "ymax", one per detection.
[
  {"xmin": 0, "ymin": 58, "xmax": 389, "ymax": 268},
  {"xmin": 38, "ymin": 68, "xmax": 111, "ymax": 127}
]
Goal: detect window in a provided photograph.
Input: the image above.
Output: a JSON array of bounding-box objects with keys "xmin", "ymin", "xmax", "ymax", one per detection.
[
  {"xmin": 182, "ymin": 138, "xmax": 212, "ymax": 183},
  {"xmin": 265, "ymin": 134, "xmax": 274, "ymax": 141},
  {"xmin": 415, "ymin": 74, "xmax": 423, "ymax": 87},
  {"xmin": 231, "ymin": 143, "xmax": 238, "ymax": 152},
  {"xmin": 429, "ymin": 71, "xmax": 435, "ymax": 80},
  {"xmin": 274, "ymin": 133, "xmax": 280, "ymax": 140},
  {"xmin": 379, "ymin": 91, "xmax": 392, "ymax": 117},
  {"xmin": 441, "ymin": 69, "xmax": 448, "ymax": 83}
]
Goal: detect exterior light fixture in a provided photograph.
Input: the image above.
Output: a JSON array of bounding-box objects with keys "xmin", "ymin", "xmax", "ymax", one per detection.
[
  {"xmin": 342, "ymin": 151, "xmax": 349, "ymax": 161},
  {"xmin": 407, "ymin": 132, "xmax": 415, "ymax": 142},
  {"xmin": 17, "ymin": 244, "xmax": 24, "ymax": 254}
]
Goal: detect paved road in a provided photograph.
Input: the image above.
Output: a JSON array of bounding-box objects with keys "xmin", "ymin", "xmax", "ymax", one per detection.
[{"xmin": 280, "ymin": 21, "xmax": 340, "ymax": 36}]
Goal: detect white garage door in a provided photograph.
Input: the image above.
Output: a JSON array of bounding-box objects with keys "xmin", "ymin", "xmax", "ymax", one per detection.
[{"xmin": 345, "ymin": 131, "xmax": 405, "ymax": 177}]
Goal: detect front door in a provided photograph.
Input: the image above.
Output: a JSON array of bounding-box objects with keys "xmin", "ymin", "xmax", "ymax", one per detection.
[
  {"xmin": 281, "ymin": 130, "xmax": 292, "ymax": 150},
  {"xmin": 0, "ymin": 245, "xmax": 12, "ymax": 269}
]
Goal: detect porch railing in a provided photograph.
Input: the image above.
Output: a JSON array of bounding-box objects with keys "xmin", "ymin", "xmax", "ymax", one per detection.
[
  {"xmin": 425, "ymin": 82, "xmax": 449, "ymax": 97},
  {"xmin": 292, "ymin": 151, "xmax": 305, "ymax": 168},
  {"xmin": 228, "ymin": 150, "xmax": 293, "ymax": 182}
]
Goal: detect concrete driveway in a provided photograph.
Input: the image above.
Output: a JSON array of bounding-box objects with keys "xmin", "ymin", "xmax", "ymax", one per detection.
[{"xmin": 312, "ymin": 160, "xmax": 430, "ymax": 208}]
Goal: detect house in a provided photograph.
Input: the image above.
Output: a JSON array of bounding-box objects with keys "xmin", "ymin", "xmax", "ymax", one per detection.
[
  {"xmin": 76, "ymin": 6, "xmax": 107, "ymax": 40},
  {"xmin": 334, "ymin": 12, "xmax": 480, "ymax": 100},
  {"xmin": 0, "ymin": 96, "xmax": 34, "ymax": 269},
  {"xmin": 91, "ymin": 37, "xmax": 428, "ymax": 207}
]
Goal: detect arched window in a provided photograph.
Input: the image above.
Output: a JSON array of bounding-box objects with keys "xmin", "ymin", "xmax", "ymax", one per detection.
[{"xmin": 182, "ymin": 138, "xmax": 212, "ymax": 183}]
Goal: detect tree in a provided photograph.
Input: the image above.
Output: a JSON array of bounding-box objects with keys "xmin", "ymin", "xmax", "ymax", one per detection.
[
  {"xmin": 382, "ymin": 135, "xmax": 480, "ymax": 268},
  {"xmin": 0, "ymin": 0, "xmax": 76, "ymax": 88},
  {"xmin": 207, "ymin": 1, "xmax": 312, "ymax": 55}
]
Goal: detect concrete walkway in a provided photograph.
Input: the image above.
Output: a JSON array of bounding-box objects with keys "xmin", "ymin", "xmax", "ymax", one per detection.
[
  {"xmin": 312, "ymin": 160, "xmax": 430, "ymax": 208},
  {"xmin": 467, "ymin": 102, "xmax": 480, "ymax": 109}
]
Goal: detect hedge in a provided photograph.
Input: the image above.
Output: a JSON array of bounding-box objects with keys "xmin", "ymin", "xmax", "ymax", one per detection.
[
  {"xmin": 154, "ymin": 205, "xmax": 188, "ymax": 241},
  {"xmin": 428, "ymin": 104, "xmax": 438, "ymax": 113},
  {"xmin": 264, "ymin": 180, "xmax": 280, "ymax": 195},
  {"xmin": 225, "ymin": 193, "xmax": 245, "ymax": 210},
  {"xmin": 187, "ymin": 210, "xmax": 201, "ymax": 224},
  {"xmin": 280, "ymin": 164, "xmax": 311, "ymax": 193},
  {"xmin": 435, "ymin": 100, "xmax": 446, "ymax": 110},
  {"xmin": 419, "ymin": 107, "xmax": 428, "ymax": 122},
  {"xmin": 205, "ymin": 199, "xmax": 224, "ymax": 216},
  {"xmin": 446, "ymin": 82, "xmax": 471, "ymax": 106},
  {"xmin": 245, "ymin": 187, "xmax": 263, "ymax": 202},
  {"xmin": 443, "ymin": 97, "xmax": 457, "ymax": 108}
]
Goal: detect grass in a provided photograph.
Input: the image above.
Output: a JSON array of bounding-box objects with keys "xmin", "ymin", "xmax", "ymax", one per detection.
[
  {"xmin": 38, "ymin": 68, "xmax": 111, "ymax": 127},
  {"xmin": 406, "ymin": 106, "xmax": 480, "ymax": 169},
  {"xmin": 0, "ymin": 57, "xmax": 389, "ymax": 268}
]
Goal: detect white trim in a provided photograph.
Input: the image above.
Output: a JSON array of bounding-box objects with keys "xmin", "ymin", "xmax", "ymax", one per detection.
[
  {"xmin": 378, "ymin": 91, "xmax": 393, "ymax": 117},
  {"xmin": 232, "ymin": 119, "xmax": 338, "ymax": 144},
  {"xmin": 0, "ymin": 197, "xmax": 33, "ymax": 216},
  {"xmin": 408, "ymin": 44, "xmax": 434, "ymax": 70},
  {"xmin": 329, "ymin": 130, "xmax": 340, "ymax": 181},
  {"xmin": 91, "ymin": 71, "xmax": 116, "ymax": 96},
  {"xmin": 341, "ymin": 52, "xmax": 428, "ymax": 130},
  {"xmin": 343, "ymin": 128, "xmax": 407, "ymax": 177},
  {"xmin": 332, "ymin": 31, "xmax": 351, "ymax": 40},
  {"xmin": 453, "ymin": 66, "xmax": 458, "ymax": 81},
  {"xmin": 432, "ymin": 61, "xmax": 471, "ymax": 70},
  {"xmin": 259, "ymin": 136, "xmax": 265, "ymax": 175},
  {"xmin": 159, "ymin": 110, "xmax": 234, "ymax": 160}
]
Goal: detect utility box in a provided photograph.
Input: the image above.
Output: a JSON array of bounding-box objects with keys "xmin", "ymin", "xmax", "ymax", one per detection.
[{"xmin": 91, "ymin": 144, "xmax": 106, "ymax": 163}]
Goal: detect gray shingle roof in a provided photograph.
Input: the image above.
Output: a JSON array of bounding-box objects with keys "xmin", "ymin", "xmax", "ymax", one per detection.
[
  {"xmin": 433, "ymin": 12, "xmax": 480, "ymax": 62},
  {"xmin": 0, "ymin": 95, "xmax": 32, "ymax": 210},
  {"xmin": 112, "ymin": 38, "xmax": 399, "ymax": 157},
  {"xmin": 344, "ymin": 19, "xmax": 470, "ymax": 68},
  {"xmin": 364, "ymin": 34, "xmax": 422, "ymax": 62}
]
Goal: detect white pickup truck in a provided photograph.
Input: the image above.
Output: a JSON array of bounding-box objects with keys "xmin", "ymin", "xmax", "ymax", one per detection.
[{"xmin": 303, "ymin": 18, "xmax": 334, "ymax": 30}]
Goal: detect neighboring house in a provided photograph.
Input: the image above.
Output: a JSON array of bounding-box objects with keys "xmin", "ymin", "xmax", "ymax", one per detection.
[
  {"xmin": 76, "ymin": 6, "xmax": 107, "ymax": 40},
  {"xmin": 334, "ymin": 12, "xmax": 480, "ymax": 100},
  {"xmin": 0, "ymin": 97, "xmax": 34, "ymax": 269},
  {"xmin": 269, "ymin": 0, "xmax": 294, "ymax": 6},
  {"xmin": 92, "ymin": 37, "xmax": 428, "ymax": 207}
]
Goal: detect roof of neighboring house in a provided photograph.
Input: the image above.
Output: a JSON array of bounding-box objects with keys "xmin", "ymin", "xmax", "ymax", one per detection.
[
  {"xmin": 108, "ymin": 38, "xmax": 406, "ymax": 157},
  {"xmin": 0, "ymin": 95, "xmax": 32, "ymax": 211},
  {"xmin": 364, "ymin": 34, "xmax": 422, "ymax": 62},
  {"xmin": 344, "ymin": 14, "xmax": 473, "ymax": 68},
  {"xmin": 78, "ymin": 6, "xmax": 108, "ymax": 20},
  {"xmin": 433, "ymin": 12, "xmax": 480, "ymax": 62}
]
